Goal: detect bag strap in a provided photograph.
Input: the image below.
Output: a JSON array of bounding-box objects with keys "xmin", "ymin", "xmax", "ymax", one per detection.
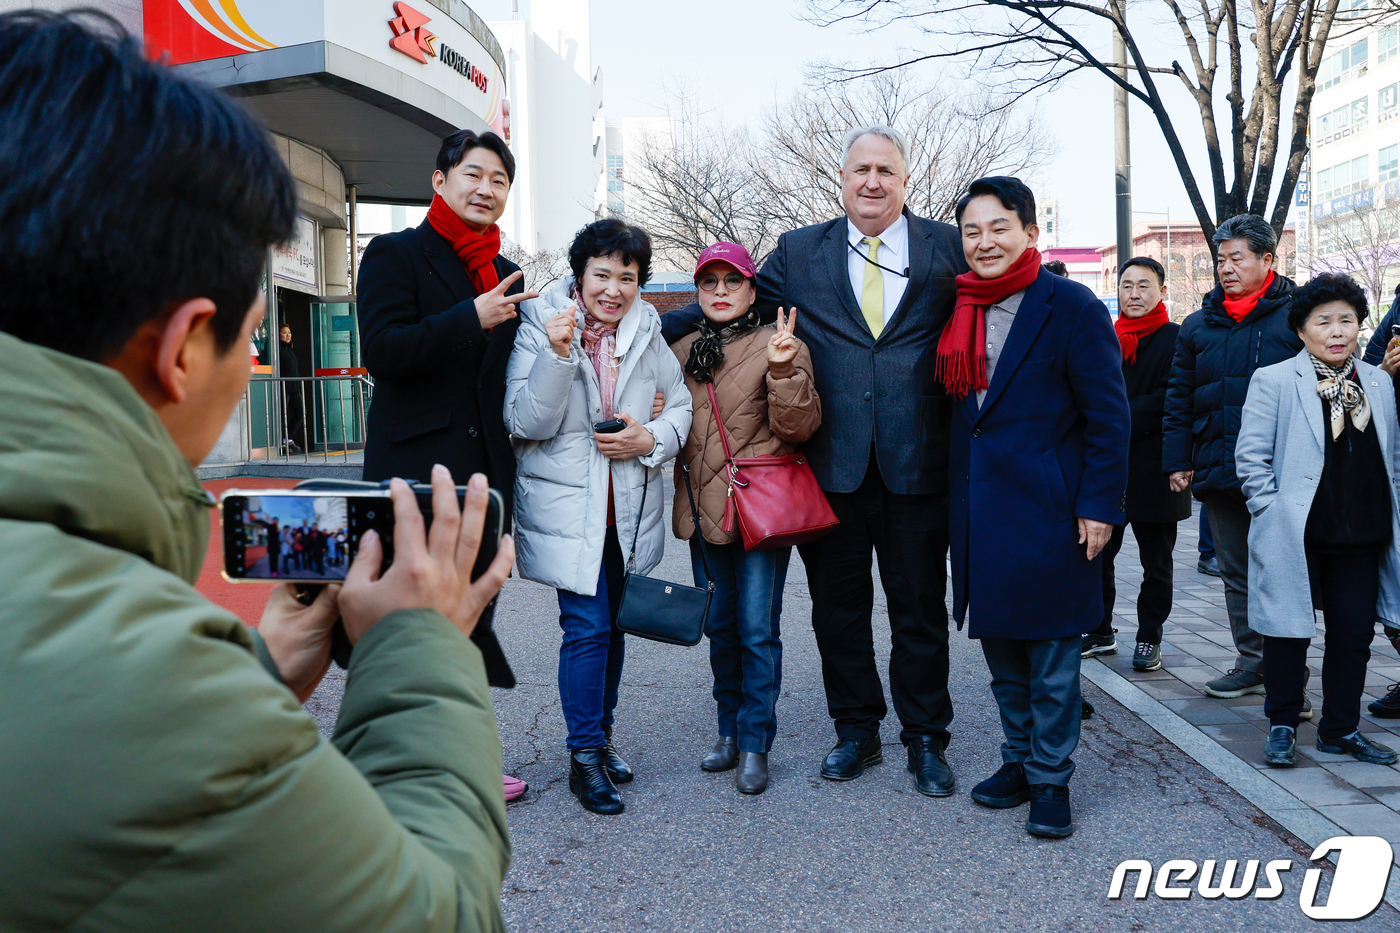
[
  {"xmin": 705, "ymin": 381, "xmax": 735, "ymax": 463},
  {"xmin": 623, "ymin": 421, "xmax": 713, "ymax": 588}
]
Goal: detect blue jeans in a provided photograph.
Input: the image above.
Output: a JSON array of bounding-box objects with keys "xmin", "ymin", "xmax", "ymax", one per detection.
[
  {"xmin": 556, "ymin": 527, "xmax": 627, "ymax": 750},
  {"xmin": 689, "ymin": 536, "xmax": 789, "ymax": 753}
]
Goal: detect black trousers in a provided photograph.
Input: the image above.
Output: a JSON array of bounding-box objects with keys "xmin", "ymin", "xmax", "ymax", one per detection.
[
  {"xmin": 1092, "ymin": 521, "xmax": 1178, "ymax": 645},
  {"xmin": 1264, "ymin": 550, "xmax": 1377, "ymax": 742},
  {"xmin": 797, "ymin": 454, "xmax": 952, "ymax": 746}
]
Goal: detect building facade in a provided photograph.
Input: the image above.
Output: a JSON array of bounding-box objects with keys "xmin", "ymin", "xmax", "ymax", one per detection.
[
  {"xmin": 1100, "ymin": 222, "xmax": 1297, "ymax": 319},
  {"xmin": 1306, "ymin": 6, "xmax": 1400, "ymax": 306}
]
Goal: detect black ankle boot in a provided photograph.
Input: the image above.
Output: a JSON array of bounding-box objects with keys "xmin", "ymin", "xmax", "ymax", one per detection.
[
  {"xmin": 601, "ymin": 725, "xmax": 633, "ymax": 784},
  {"xmin": 569, "ymin": 748, "xmax": 623, "ymax": 815}
]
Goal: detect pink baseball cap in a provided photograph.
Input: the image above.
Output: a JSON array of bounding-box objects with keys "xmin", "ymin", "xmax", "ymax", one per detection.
[{"xmin": 694, "ymin": 242, "xmax": 757, "ymax": 280}]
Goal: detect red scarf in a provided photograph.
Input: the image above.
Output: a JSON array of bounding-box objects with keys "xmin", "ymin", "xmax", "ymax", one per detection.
[
  {"xmin": 1115, "ymin": 301, "xmax": 1171, "ymax": 363},
  {"xmin": 1221, "ymin": 269, "xmax": 1275, "ymax": 323},
  {"xmin": 425, "ymin": 194, "xmax": 501, "ymax": 295},
  {"xmin": 936, "ymin": 247, "xmax": 1043, "ymax": 399}
]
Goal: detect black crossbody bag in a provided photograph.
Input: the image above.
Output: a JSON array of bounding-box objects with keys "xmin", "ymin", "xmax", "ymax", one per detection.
[{"xmin": 615, "ymin": 428, "xmax": 713, "ymax": 647}]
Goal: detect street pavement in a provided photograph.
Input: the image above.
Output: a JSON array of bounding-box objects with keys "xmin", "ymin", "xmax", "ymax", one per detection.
[{"xmin": 293, "ymin": 491, "xmax": 1400, "ymax": 932}]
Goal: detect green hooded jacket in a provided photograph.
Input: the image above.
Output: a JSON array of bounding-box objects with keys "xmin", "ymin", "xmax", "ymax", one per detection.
[{"xmin": 0, "ymin": 332, "xmax": 510, "ymax": 932}]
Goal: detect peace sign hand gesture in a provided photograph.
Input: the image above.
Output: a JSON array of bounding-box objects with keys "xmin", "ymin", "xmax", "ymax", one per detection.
[
  {"xmin": 767, "ymin": 306, "xmax": 799, "ymax": 366},
  {"xmin": 475, "ymin": 270, "xmax": 540, "ymax": 330}
]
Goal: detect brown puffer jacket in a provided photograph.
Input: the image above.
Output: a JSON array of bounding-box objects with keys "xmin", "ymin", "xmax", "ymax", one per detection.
[{"xmin": 671, "ymin": 325, "xmax": 822, "ymax": 544}]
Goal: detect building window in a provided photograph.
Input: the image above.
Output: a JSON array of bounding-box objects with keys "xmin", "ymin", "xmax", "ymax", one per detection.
[
  {"xmin": 1316, "ymin": 112, "xmax": 1332, "ymax": 139},
  {"xmin": 1341, "ymin": 0, "xmax": 1368, "ymax": 17},
  {"xmin": 1321, "ymin": 38, "xmax": 1370, "ymax": 89},
  {"xmin": 606, "ymin": 155, "xmax": 624, "ymax": 194},
  {"xmin": 1381, "ymin": 25, "xmax": 1399, "ymax": 64},
  {"xmin": 1382, "ymin": 145, "xmax": 1399, "ymax": 182}
]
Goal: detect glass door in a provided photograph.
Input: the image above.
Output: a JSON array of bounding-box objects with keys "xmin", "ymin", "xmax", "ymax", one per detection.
[{"xmin": 309, "ymin": 300, "xmax": 364, "ymax": 448}]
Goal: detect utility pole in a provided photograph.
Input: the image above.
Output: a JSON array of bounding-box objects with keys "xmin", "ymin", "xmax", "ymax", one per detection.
[{"xmin": 1113, "ymin": 24, "xmax": 1132, "ymax": 271}]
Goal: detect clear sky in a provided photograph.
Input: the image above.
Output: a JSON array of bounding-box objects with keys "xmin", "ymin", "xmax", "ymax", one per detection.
[{"xmin": 471, "ymin": 0, "xmax": 1296, "ymax": 247}]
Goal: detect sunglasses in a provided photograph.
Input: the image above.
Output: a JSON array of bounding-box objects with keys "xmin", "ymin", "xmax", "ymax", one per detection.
[{"xmin": 697, "ymin": 272, "xmax": 749, "ymax": 292}]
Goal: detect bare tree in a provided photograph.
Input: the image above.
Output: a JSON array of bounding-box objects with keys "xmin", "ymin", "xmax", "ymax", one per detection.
[
  {"xmin": 1312, "ymin": 197, "xmax": 1400, "ymax": 306},
  {"xmin": 624, "ymin": 72, "xmax": 1053, "ymax": 269},
  {"xmin": 807, "ymin": 0, "xmax": 1392, "ymax": 249},
  {"xmin": 756, "ymin": 70, "xmax": 1055, "ymax": 228},
  {"xmin": 501, "ymin": 241, "xmax": 567, "ymax": 291}
]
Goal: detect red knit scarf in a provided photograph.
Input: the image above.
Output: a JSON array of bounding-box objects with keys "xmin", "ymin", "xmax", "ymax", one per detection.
[
  {"xmin": 936, "ymin": 247, "xmax": 1042, "ymax": 399},
  {"xmin": 1221, "ymin": 269, "xmax": 1275, "ymax": 323},
  {"xmin": 1115, "ymin": 300, "xmax": 1171, "ymax": 363},
  {"xmin": 426, "ymin": 194, "xmax": 501, "ymax": 295}
]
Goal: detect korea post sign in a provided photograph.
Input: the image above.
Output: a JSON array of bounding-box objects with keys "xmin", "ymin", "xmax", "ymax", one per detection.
[{"xmin": 143, "ymin": 0, "xmax": 507, "ymax": 137}]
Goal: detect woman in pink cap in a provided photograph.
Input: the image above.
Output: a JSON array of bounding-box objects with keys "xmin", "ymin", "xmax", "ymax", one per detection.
[{"xmin": 671, "ymin": 242, "xmax": 822, "ymax": 794}]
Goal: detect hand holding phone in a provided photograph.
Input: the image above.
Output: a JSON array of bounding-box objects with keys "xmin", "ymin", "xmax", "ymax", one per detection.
[{"xmin": 338, "ymin": 469, "xmax": 514, "ymax": 643}]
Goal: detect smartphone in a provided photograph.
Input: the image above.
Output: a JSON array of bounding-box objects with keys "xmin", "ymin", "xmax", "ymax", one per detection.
[
  {"xmin": 219, "ymin": 485, "xmax": 503, "ymax": 585},
  {"xmin": 1391, "ymin": 323, "xmax": 1400, "ymax": 342},
  {"xmin": 593, "ymin": 418, "xmax": 626, "ymax": 434}
]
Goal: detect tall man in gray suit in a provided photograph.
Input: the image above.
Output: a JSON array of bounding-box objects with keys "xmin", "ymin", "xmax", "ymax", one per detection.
[{"xmin": 663, "ymin": 126, "xmax": 968, "ymax": 796}]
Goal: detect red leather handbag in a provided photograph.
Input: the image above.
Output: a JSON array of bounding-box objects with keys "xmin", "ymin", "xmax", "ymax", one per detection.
[{"xmin": 706, "ymin": 381, "xmax": 839, "ymax": 551}]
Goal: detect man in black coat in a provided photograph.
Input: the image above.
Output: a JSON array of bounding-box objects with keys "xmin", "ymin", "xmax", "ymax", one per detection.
[
  {"xmin": 1163, "ymin": 214, "xmax": 1303, "ymax": 699},
  {"xmin": 664, "ymin": 126, "xmax": 968, "ymax": 797},
  {"xmin": 1081, "ymin": 257, "xmax": 1191, "ymax": 673},
  {"xmin": 277, "ymin": 324, "xmax": 305, "ymax": 454},
  {"xmin": 359, "ymin": 129, "xmax": 535, "ymax": 513},
  {"xmin": 359, "ymin": 128, "xmax": 534, "ymax": 698}
]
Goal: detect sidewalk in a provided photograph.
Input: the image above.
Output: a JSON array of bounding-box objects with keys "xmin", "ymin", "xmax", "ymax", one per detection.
[{"xmin": 1089, "ymin": 502, "xmax": 1400, "ymax": 873}]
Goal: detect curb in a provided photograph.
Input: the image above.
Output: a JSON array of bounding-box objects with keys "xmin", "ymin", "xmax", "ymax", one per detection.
[{"xmin": 1081, "ymin": 657, "xmax": 1400, "ymax": 912}]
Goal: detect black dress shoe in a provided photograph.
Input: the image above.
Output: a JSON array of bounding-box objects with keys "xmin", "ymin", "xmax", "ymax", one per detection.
[
  {"xmin": 701, "ymin": 736, "xmax": 739, "ymax": 772},
  {"xmin": 569, "ymin": 748, "xmax": 624, "ymax": 815},
  {"xmin": 601, "ymin": 725, "xmax": 633, "ymax": 784},
  {"xmin": 970, "ymin": 761, "xmax": 1030, "ymax": 808},
  {"xmin": 735, "ymin": 751, "xmax": 769, "ymax": 794},
  {"xmin": 1263, "ymin": 725, "xmax": 1296, "ymax": 767},
  {"xmin": 906, "ymin": 734, "xmax": 955, "ymax": 797},
  {"xmin": 1025, "ymin": 783, "xmax": 1073, "ymax": 838},
  {"xmin": 820, "ymin": 735, "xmax": 883, "ymax": 781}
]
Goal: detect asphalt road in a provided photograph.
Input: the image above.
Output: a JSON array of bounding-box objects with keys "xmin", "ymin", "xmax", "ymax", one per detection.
[{"xmin": 303, "ymin": 490, "xmax": 1400, "ymax": 933}]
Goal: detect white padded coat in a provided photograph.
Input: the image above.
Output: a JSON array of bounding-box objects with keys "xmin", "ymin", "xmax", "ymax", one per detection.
[{"xmin": 504, "ymin": 276, "xmax": 692, "ymax": 596}]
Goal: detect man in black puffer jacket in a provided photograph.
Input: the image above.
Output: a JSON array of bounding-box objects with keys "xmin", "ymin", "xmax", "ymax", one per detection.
[{"xmin": 1163, "ymin": 214, "xmax": 1303, "ymax": 700}]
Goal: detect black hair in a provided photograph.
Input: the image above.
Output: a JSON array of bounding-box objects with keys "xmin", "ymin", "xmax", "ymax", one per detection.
[
  {"xmin": 0, "ymin": 10, "xmax": 297, "ymax": 362},
  {"xmin": 1288, "ymin": 273, "xmax": 1369, "ymax": 331},
  {"xmin": 954, "ymin": 176, "xmax": 1037, "ymax": 229},
  {"xmin": 1213, "ymin": 214, "xmax": 1277, "ymax": 258},
  {"xmin": 437, "ymin": 129, "xmax": 515, "ymax": 185},
  {"xmin": 1119, "ymin": 256, "xmax": 1166, "ymax": 285},
  {"xmin": 1043, "ymin": 260, "xmax": 1068, "ymax": 276},
  {"xmin": 568, "ymin": 218, "xmax": 653, "ymax": 288}
]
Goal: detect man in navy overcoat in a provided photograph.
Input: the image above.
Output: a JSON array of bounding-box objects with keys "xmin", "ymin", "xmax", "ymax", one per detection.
[{"xmin": 942, "ymin": 177, "xmax": 1129, "ymax": 838}]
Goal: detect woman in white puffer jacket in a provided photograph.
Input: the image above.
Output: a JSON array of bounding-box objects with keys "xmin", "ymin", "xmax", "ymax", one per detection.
[{"xmin": 504, "ymin": 218, "xmax": 691, "ymax": 816}]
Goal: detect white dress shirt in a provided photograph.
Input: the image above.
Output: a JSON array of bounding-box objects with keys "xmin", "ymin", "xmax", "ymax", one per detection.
[{"xmin": 846, "ymin": 214, "xmax": 910, "ymax": 328}]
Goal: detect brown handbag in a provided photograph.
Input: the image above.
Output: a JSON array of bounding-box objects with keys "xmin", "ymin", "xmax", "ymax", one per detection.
[{"xmin": 705, "ymin": 381, "xmax": 839, "ymax": 551}]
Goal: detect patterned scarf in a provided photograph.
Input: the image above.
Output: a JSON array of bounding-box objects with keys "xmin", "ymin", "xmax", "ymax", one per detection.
[
  {"xmin": 684, "ymin": 308, "xmax": 760, "ymax": 383},
  {"xmin": 1312, "ymin": 354, "xmax": 1371, "ymax": 440},
  {"xmin": 574, "ymin": 287, "xmax": 620, "ymax": 419}
]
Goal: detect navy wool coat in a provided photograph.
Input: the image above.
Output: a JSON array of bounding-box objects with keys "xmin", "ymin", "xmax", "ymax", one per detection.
[{"xmin": 950, "ymin": 269, "xmax": 1131, "ymax": 640}]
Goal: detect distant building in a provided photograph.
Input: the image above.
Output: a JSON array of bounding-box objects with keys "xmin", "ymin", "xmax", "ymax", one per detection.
[
  {"xmin": 1037, "ymin": 199, "xmax": 1061, "ymax": 249},
  {"xmin": 1099, "ymin": 221, "xmax": 1296, "ymax": 319},
  {"xmin": 1041, "ymin": 246, "xmax": 1102, "ymax": 295},
  {"xmin": 1305, "ymin": 4, "xmax": 1400, "ymax": 304}
]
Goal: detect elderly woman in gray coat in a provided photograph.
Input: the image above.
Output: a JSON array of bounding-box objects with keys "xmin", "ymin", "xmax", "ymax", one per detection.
[
  {"xmin": 1236, "ymin": 273, "xmax": 1400, "ymax": 768},
  {"xmin": 505, "ymin": 218, "xmax": 691, "ymax": 816}
]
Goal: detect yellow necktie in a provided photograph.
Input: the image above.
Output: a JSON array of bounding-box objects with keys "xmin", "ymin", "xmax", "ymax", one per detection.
[{"xmin": 860, "ymin": 236, "xmax": 883, "ymax": 338}]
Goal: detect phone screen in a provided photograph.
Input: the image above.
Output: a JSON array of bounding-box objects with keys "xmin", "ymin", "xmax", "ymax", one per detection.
[{"xmin": 222, "ymin": 494, "xmax": 391, "ymax": 582}]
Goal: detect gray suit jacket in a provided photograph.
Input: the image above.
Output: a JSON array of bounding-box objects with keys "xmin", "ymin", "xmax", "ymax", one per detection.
[{"xmin": 1235, "ymin": 350, "xmax": 1400, "ymax": 636}]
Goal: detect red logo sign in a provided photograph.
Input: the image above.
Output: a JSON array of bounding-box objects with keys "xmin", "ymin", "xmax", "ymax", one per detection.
[{"xmin": 388, "ymin": 2, "xmax": 436, "ymax": 64}]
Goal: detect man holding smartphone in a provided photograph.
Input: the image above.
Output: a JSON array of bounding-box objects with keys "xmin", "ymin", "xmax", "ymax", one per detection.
[{"xmin": 0, "ymin": 13, "xmax": 517, "ymax": 932}]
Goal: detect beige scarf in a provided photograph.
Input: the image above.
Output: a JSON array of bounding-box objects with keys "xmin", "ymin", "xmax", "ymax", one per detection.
[{"xmin": 1312, "ymin": 355, "xmax": 1371, "ymax": 440}]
